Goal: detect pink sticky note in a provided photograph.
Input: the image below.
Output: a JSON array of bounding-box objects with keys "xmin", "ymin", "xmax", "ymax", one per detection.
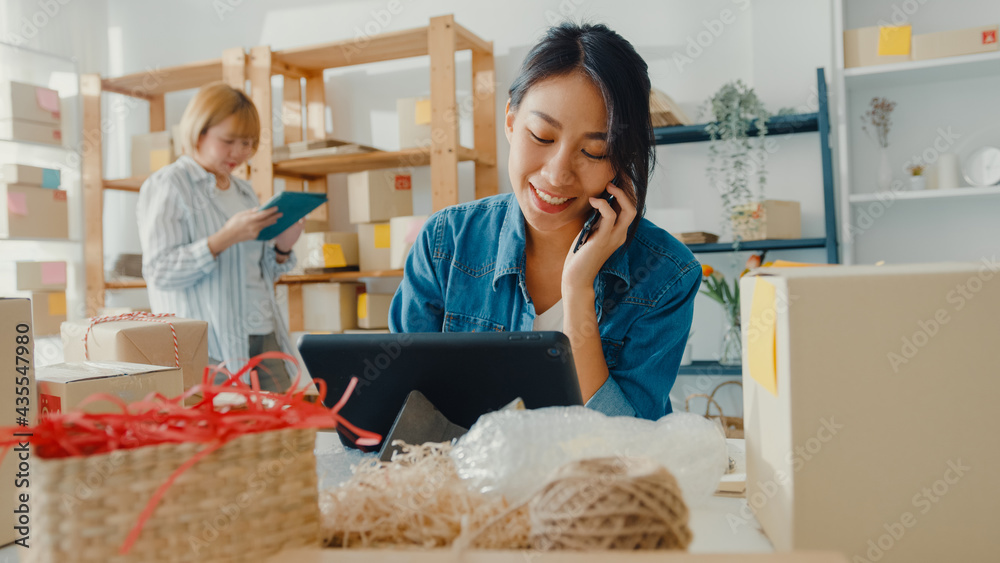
[
  {"xmin": 35, "ymin": 87, "xmax": 61, "ymax": 116},
  {"xmin": 7, "ymin": 193, "xmax": 28, "ymax": 216},
  {"xmin": 41, "ymin": 262, "xmax": 66, "ymax": 285},
  {"xmin": 405, "ymin": 219, "xmax": 425, "ymax": 244}
]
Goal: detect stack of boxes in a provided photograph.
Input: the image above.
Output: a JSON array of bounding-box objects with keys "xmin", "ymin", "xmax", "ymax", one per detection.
[
  {"xmin": 844, "ymin": 24, "xmax": 999, "ymax": 68},
  {"xmin": 0, "ymin": 80, "xmax": 62, "ymax": 146},
  {"xmin": 14, "ymin": 261, "xmax": 68, "ymax": 336},
  {"xmin": 1, "ymin": 163, "xmax": 68, "ymax": 239}
]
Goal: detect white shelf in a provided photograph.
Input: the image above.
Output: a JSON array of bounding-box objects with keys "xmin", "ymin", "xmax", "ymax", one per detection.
[
  {"xmin": 844, "ymin": 50, "xmax": 1000, "ymax": 89},
  {"xmin": 848, "ymin": 185, "xmax": 1000, "ymax": 203}
]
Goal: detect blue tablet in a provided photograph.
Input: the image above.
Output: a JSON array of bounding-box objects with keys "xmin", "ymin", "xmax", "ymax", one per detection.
[{"xmin": 256, "ymin": 191, "xmax": 328, "ymax": 240}]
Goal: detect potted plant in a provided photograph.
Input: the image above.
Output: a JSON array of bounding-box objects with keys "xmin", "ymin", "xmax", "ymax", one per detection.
[
  {"xmin": 700, "ymin": 253, "xmax": 768, "ymax": 366},
  {"xmin": 861, "ymin": 97, "xmax": 897, "ymax": 191},
  {"xmin": 703, "ymin": 81, "xmax": 771, "ymax": 245},
  {"xmin": 907, "ymin": 164, "xmax": 926, "ymax": 191}
]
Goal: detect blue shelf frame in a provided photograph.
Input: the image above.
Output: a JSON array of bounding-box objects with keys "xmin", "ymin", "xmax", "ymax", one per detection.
[
  {"xmin": 677, "ymin": 361, "xmax": 742, "ymax": 377},
  {"xmin": 655, "ymin": 68, "xmax": 839, "ymax": 264}
]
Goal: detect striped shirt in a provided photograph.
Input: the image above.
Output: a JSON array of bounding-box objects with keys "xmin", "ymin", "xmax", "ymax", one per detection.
[{"xmin": 136, "ymin": 155, "xmax": 297, "ymax": 378}]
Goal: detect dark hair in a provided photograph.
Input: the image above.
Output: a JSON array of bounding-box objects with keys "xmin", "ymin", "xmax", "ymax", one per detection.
[{"xmin": 509, "ymin": 22, "xmax": 654, "ymax": 243}]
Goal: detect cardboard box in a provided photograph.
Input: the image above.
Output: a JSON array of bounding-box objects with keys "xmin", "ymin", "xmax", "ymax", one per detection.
[
  {"xmin": 0, "ymin": 298, "xmax": 37, "ymax": 546},
  {"xmin": 60, "ymin": 316, "xmax": 208, "ymax": 398},
  {"xmin": 740, "ymin": 262, "xmax": 1000, "ymax": 562},
  {"xmin": 358, "ymin": 292, "xmax": 392, "ymax": 329},
  {"xmin": 15, "ymin": 261, "xmax": 67, "ymax": 291},
  {"xmin": 131, "ymin": 131, "xmax": 175, "ymax": 177},
  {"xmin": 30, "ymin": 291, "xmax": 66, "ymax": 336},
  {"xmin": 0, "ymin": 118, "xmax": 62, "ymax": 146},
  {"xmin": 294, "ymin": 231, "xmax": 360, "ymax": 270},
  {"xmin": 0, "ymin": 184, "xmax": 69, "ymax": 239},
  {"xmin": 389, "ymin": 215, "xmax": 428, "ymax": 269},
  {"xmin": 358, "ymin": 222, "xmax": 393, "ymax": 271},
  {"xmin": 843, "ymin": 26, "xmax": 913, "ymax": 68},
  {"xmin": 348, "ymin": 170, "xmax": 413, "ymax": 224},
  {"xmin": 732, "ymin": 200, "xmax": 800, "ymax": 241},
  {"xmin": 912, "ymin": 25, "xmax": 999, "ymax": 61},
  {"xmin": 302, "ymin": 283, "xmax": 362, "ymax": 332},
  {"xmin": 0, "ymin": 80, "xmax": 61, "ymax": 125},
  {"xmin": 0, "ymin": 163, "xmax": 60, "ymax": 188},
  {"xmin": 397, "ymin": 97, "xmax": 432, "ymax": 150},
  {"xmin": 36, "ymin": 361, "xmax": 183, "ymax": 415}
]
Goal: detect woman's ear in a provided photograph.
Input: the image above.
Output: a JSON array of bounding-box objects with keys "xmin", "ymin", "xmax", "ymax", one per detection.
[{"xmin": 504, "ymin": 99, "xmax": 515, "ymax": 143}]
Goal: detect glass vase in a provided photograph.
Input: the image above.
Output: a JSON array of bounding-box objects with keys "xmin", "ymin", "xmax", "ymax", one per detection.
[{"xmin": 719, "ymin": 306, "xmax": 742, "ymax": 367}]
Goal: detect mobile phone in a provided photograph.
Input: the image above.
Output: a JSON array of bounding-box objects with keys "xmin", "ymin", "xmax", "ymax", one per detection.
[{"xmin": 573, "ymin": 189, "xmax": 616, "ymax": 253}]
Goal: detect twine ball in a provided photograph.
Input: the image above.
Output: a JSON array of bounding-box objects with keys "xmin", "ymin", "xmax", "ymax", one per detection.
[{"xmin": 528, "ymin": 456, "xmax": 692, "ymax": 551}]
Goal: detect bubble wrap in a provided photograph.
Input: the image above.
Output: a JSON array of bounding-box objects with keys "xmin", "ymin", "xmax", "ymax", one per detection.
[{"xmin": 450, "ymin": 407, "xmax": 728, "ymax": 506}]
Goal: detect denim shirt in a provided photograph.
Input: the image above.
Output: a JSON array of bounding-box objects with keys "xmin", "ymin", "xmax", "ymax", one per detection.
[{"xmin": 389, "ymin": 193, "xmax": 701, "ymax": 420}]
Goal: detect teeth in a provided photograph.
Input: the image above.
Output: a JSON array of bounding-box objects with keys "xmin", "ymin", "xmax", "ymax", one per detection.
[{"xmin": 533, "ymin": 185, "xmax": 570, "ymax": 205}]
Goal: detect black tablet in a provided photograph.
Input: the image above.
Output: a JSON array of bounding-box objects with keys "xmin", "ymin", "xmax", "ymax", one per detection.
[
  {"xmin": 256, "ymin": 191, "xmax": 328, "ymax": 240},
  {"xmin": 297, "ymin": 332, "xmax": 582, "ymax": 448}
]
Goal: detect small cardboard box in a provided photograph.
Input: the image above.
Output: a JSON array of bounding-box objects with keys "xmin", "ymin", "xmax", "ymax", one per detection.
[
  {"xmin": 0, "ymin": 80, "xmax": 61, "ymax": 125},
  {"xmin": 60, "ymin": 316, "xmax": 208, "ymax": 398},
  {"xmin": 131, "ymin": 131, "xmax": 175, "ymax": 177},
  {"xmin": 36, "ymin": 361, "xmax": 183, "ymax": 415},
  {"xmin": 302, "ymin": 282, "xmax": 362, "ymax": 332},
  {"xmin": 30, "ymin": 291, "xmax": 66, "ymax": 336},
  {"xmin": 0, "ymin": 184, "xmax": 69, "ymax": 239},
  {"xmin": 732, "ymin": 200, "xmax": 800, "ymax": 241},
  {"xmin": 912, "ymin": 25, "xmax": 999, "ymax": 61},
  {"xmin": 843, "ymin": 26, "xmax": 913, "ymax": 68},
  {"xmin": 294, "ymin": 231, "xmax": 360, "ymax": 270},
  {"xmin": 348, "ymin": 170, "xmax": 413, "ymax": 224},
  {"xmin": 397, "ymin": 97, "xmax": 432, "ymax": 150},
  {"xmin": 0, "ymin": 298, "xmax": 36, "ymax": 546},
  {"xmin": 358, "ymin": 222, "xmax": 393, "ymax": 271},
  {"xmin": 389, "ymin": 215, "xmax": 428, "ymax": 269},
  {"xmin": 0, "ymin": 163, "xmax": 60, "ymax": 188},
  {"xmin": 740, "ymin": 262, "xmax": 1000, "ymax": 562},
  {"xmin": 16, "ymin": 261, "xmax": 67, "ymax": 291},
  {"xmin": 0, "ymin": 118, "xmax": 62, "ymax": 146},
  {"xmin": 358, "ymin": 292, "xmax": 392, "ymax": 330}
]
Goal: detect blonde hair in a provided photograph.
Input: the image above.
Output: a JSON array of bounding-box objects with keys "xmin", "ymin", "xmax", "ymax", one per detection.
[{"xmin": 178, "ymin": 81, "xmax": 260, "ymax": 156}]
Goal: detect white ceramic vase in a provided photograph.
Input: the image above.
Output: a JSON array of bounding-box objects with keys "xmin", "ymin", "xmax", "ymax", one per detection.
[{"xmin": 909, "ymin": 175, "xmax": 926, "ymax": 191}]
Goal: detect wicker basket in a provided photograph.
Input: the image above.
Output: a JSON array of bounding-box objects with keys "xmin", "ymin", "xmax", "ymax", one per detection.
[{"xmin": 27, "ymin": 427, "xmax": 320, "ymax": 562}]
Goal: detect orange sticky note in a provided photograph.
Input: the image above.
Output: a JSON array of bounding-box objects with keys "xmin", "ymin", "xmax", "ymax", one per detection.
[
  {"xmin": 149, "ymin": 149, "xmax": 170, "ymax": 172},
  {"xmin": 414, "ymin": 99, "xmax": 431, "ymax": 125},
  {"xmin": 374, "ymin": 224, "xmax": 391, "ymax": 249},
  {"xmin": 48, "ymin": 292, "xmax": 67, "ymax": 316},
  {"xmin": 878, "ymin": 25, "xmax": 911, "ymax": 56},
  {"xmin": 322, "ymin": 243, "xmax": 346, "ymax": 268},
  {"xmin": 358, "ymin": 293, "xmax": 368, "ymax": 320},
  {"xmin": 748, "ymin": 278, "xmax": 777, "ymax": 397}
]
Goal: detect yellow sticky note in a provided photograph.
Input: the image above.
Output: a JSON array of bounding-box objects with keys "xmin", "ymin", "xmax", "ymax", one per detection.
[
  {"xmin": 149, "ymin": 149, "xmax": 171, "ymax": 172},
  {"xmin": 323, "ymin": 243, "xmax": 346, "ymax": 268},
  {"xmin": 358, "ymin": 293, "xmax": 368, "ymax": 320},
  {"xmin": 48, "ymin": 292, "xmax": 66, "ymax": 316},
  {"xmin": 374, "ymin": 224, "xmax": 391, "ymax": 249},
  {"xmin": 748, "ymin": 278, "xmax": 778, "ymax": 397},
  {"xmin": 414, "ymin": 99, "xmax": 431, "ymax": 125},
  {"xmin": 878, "ymin": 25, "xmax": 911, "ymax": 56}
]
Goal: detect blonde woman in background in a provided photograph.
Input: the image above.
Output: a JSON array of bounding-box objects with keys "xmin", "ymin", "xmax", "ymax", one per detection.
[{"xmin": 137, "ymin": 82, "xmax": 304, "ymax": 392}]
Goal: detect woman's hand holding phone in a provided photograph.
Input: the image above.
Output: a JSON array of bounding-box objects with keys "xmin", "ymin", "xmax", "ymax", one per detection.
[{"xmin": 562, "ymin": 178, "xmax": 637, "ymax": 295}]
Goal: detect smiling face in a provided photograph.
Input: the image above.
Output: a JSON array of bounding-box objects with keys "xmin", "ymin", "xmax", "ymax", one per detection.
[
  {"xmin": 194, "ymin": 114, "xmax": 255, "ymax": 177},
  {"xmin": 505, "ymin": 72, "xmax": 616, "ymax": 240}
]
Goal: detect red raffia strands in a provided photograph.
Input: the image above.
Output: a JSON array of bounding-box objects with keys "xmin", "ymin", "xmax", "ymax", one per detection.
[{"xmin": 0, "ymin": 351, "xmax": 380, "ymax": 555}]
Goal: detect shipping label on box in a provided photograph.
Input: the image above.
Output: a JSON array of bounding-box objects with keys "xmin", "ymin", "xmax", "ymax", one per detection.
[
  {"xmin": 302, "ymin": 282, "xmax": 362, "ymax": 332},
  {"xmin": 0, "ymin": 299, "xmax": 37, "ymax": 545},
  {"xmin": 844, "ymin": 26, "xmax": 913, "ymax": 68},
  {"xmin": 0, "ymin": 163, "xmax": 60, "ymax": 188},
  {"xmin": 0, "ymin": 118, "xmax": 62, "ymax": 146},
  {"xmin": 732, "ymin": 200, "xmax": 801, "ymax": 241},
  {"xmin": 0, "ymin": 80, "xmax": 61, "ymax": 125},
  {"xmin": 740, "ymin": 262, "xmax": 1000, "ymax": 561},
  {"xmin": 16, "ymin": 261, "xmax": 67, "ymax": 291},
  {"xmin": 912, "ymin": 24, "xmax": 1000, "ymax": 61},
  {"xmin": 131, "ymin": 131, "xmax": 175, "ymax": 177},
  {"xmin": 60, "ymin": 316, "xmax": 208, "ymax": 397},
  {"xmin": 30, "ymin": 291, "xmax": 66, "ymax": 337},
  {"xmin": 389, "ymin": 215, "xmax": 428, "ymax": 269},
  {"xmin": 295, "ymin": 232, "xmax": 360, "ymax": 270},
  {"xmin": 348, "ymin": 170, "xmax": 414, "ymax": 224},
  {"xmin": 36, "ymin": 361, "xmax": 183, "ymax": 415},
  {"xmin": 1, "ymin": 184, "xmax": 69, "ymax": 239},
  {"xmin": 357, "ymin": 292, "xmax": 393, "ymax": 330},
  {"xmin": 358, "ymin": 222, "xmax": 393, "ymax": 271}
]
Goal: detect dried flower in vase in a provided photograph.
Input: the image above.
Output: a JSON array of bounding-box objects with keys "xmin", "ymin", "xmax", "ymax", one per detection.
[
  {"xmin": 907, "ymin": 164, "xmax": 925, "ymax": 176},
  {"xmin": 861, "ymin": 97, "xmax": 896, "ymax": 149}
]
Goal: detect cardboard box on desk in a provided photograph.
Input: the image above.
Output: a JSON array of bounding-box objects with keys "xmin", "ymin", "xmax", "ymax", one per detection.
[
  {"xmin": 60, "ymin": 317, "xmax": 208, "ymax": 399},
  {"xmin": 1, "ymin": 184, "xmax": 68, "ymax": 238},
  {"xmin": 0, "ymin": 299, "xmax": 36, "ymax": 546},
  {"xmin": 843, "ymin": 26, "xmax": 913, "ymax": 68},
  {"xmin": 0, "ymin": 80, "xmax": 61, "ymax": 125},
  {"xmin": 389, "ymin": 215, "xmax": 428, "ymax": 269},
  {"xmin": 36, "ymin": 361, "xmax": 183, "ymax": 415},
  {"xmin": 31, "ymin": 291, "xmax": 66, "ymax": 336},
  {"xmin": 732, "ymin": 200, "xmax": 800, "ymax": 241},
  {"xmin": 302, "ymin": 282, "xmax": 362, "ymax": 332},
  {"xmin": 739, "ymin": 262, "xmax": 1000, "ymax": 562},
  {"xmin": 0, "ymin": 118, "xmax": 61, "ymax": 146},
  {"xmin": 1, "ymin": 163, "xmax": 60, "ymax": 188},
  {"xmin": 348, "ymin": 170, "xmax": 413, "ymax": 224},
  {"xmin": 16, "ymin": 261, "xmax": 67, "ymax": 291},
  {"xmin": 294, "ymin": 231, "xmax": 360, "ymax": 270},
  {"xmin": 131, "ymin": 131, "xmax": 175, "ymax": 177},
  {"xmin": 358, "ymin": 293, "xmax": 392, "ymax": 330},
  {"xmin": 358, "ymin": 222, "xmax": 392, "ymax": 271},
  {"xmin": 913, "ymin": 25, "xmax": 999, "ymax": 61}
]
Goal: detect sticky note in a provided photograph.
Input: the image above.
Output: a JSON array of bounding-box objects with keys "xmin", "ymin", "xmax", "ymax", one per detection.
[
  {"xmin": 358, "ymin": 293, "xmax": 368, "ymax": 320},
  {"xmin": 48, "ymin": 292, "xmax": 66, "ymax": 316},
  {"xmin": 149, "ymin": 149, "xmax": 171, "ymax": 172},
  {"xmin": 748, "ymin": 278, "xmax": 778, "ymax": 397},
  {"xmin": 41, "ymin": 168, "xmax": 60, "ymax": 188},
  {"xmin": 414, "ymin": 99, "xmax": 431, "ymax": 125},
  {"xmin": 405, "ymin": 219, "xmax": 424, "ymax": 244},
  {"xmin": 7, "ymin": 192, "xmax": 28, "ymax": 216},
  {"xmin": 35, "ymin": 87, "xmax": 60, "ymax": 115},
  {"xmin": 323, "ymin": 243, "xmax": 347, "ymax": 268},
  {"xmin": 374, "ymin": 224, "xmax": 391, "ymax": 249},
  {"xmin": 41, "ymin": 262, "xmax": 67, "ymax": 285},
  {"xmin": 878, "ymin": 25, "xmax": 911, "ymax": 56}
]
